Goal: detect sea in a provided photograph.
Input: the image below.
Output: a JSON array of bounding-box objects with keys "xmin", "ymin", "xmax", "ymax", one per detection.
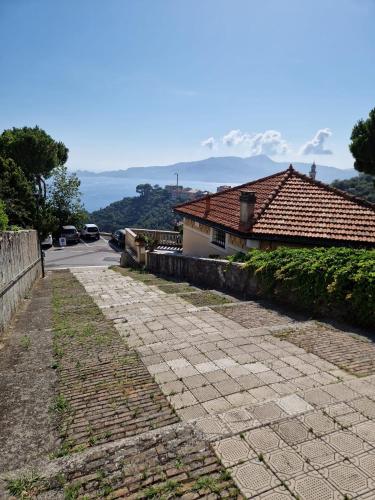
[{"xmin": 79, "ymin": 175, "xmax": 229, "ymax": 212}]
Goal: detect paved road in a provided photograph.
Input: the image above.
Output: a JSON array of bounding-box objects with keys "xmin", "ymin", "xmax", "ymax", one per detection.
[{"xmin": 44, "ymin": 237, "xmax": 121, "ymax": 268}]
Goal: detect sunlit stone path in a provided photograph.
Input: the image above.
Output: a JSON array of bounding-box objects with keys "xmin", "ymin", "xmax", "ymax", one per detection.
[{"xmin": 72, "ymin": 266, "xmax": 375, "ymax": 499}]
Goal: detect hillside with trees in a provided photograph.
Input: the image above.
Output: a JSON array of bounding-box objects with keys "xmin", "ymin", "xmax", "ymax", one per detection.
[
  {"xmin": 90, "ymin": 184, "xmax": 204, "ymax": 232},
  {"xmin": 331, "ymin": 174, "xmax": 375, "ymax": 203}
]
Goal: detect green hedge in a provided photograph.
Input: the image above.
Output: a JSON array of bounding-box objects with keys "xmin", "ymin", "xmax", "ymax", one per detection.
[{"xmin": 232, "ymin": 247, "xmax": 375, "ymax": 328}]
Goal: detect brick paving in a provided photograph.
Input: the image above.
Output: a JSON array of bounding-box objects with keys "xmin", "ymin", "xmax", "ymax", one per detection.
[
  {"xmin": 68, "ymin": 266, "xmax": 375, "ymax": 499},
  {"xmin": 51, "ymin": 271, "xmax": 179, "ymax": 455},
  {"xmin": 8, "ymin": 424, "xmax": 241, "ymax": 499},
  {"xmin": 275, "ymin": 322, "xmax": 375, "ymax": 377},
  {"xmin": 216, "ymin": 301, "xmax": 305, "ymax": 330}
]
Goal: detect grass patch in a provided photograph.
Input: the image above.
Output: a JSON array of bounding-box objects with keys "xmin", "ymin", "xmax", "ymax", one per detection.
[
  {"xmin": 141, "ymin": 479, "xmax": 182, "ymax": 498},
  {"xmin": 6, "ymin": 472, "xmax": 48, "ymax": 498},
  {"xmin": 20, "ymin": 335, "xmax": 31, "ymax": 349},
  {"xmin": 180, "ymin": 291, "xmax": 233, "ymax": 307},
  {"xmin": 50, "ymin": 394, "xmax": 71, "ymax": 415},
  {"xmin": 156, "ymin": 283, "xmax": 195, "ymax": 294},
  {"xmin": 193, "ymin": 475, "xmax": 221, "ymax": 493},
  {"xmin": 64, "ymin": 482, "xmax": 81, "ymax": 500}
]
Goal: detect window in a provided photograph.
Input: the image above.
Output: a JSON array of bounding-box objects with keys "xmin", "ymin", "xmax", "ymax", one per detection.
[{"xmin": 212, "ymin": 228, "xmax": 226, "ymax": 248}]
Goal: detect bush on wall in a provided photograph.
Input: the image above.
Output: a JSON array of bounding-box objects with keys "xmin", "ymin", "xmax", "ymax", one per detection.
[
  {"xmin": 234, "ymin": 247, "xmax": 375, "ymax": 328},
  {"xmin": 0, "ymin": 199, "xmax": 8, "ymax": 231}
]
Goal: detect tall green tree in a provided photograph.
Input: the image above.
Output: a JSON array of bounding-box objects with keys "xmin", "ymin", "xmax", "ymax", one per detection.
[
  {"xmin": 349, "ymin": 108, "xmax": 375, "ymax": 175},
  {"xmin": 47, "ymin": 165, "xmax": 87, "ymax": 231},
  {"xmin": 0, "ymin": 157, "xmax": 36, "ymax": 227},
  {"xmin": 0, "ymin": 126, "xmax": 68, "ymax": 197}
]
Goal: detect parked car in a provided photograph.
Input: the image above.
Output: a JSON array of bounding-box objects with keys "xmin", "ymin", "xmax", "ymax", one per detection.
[
  {"xmin": 111, "ymin": 229, "xmax": 126, "ymax": 249},
  {"xmin": 60, "ymin": 225, "xmax": 80, "ymax": 244},
  {"xmin": 81, "ymin": 223, "xmax": 100, "ymax": 240},
  {"xmin": 41, "ymin": 233, "xmax": 53, "ymax": 249}
]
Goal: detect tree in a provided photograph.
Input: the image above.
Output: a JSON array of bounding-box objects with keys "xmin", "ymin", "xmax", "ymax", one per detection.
[
  {"xmin": 47, "ymin": 165, "xmax": 87, "ymax": 231},
  {"xmin": 0, "ymin": 126, "xmax": 69, "ymax": 197},
  {"xmin": 136, "ymin": 183, "xmax": 153, "ymax": 198},
  {"xmin": 0, "ymin": 199, "xmax": 8, "ymax": 231},
  {"xmin": 0, "ymin": 157, "xmax": 36, "ymax": 227},
  {"xmin": 349, "ymin": 108, "xmax": 375, "ymax": 175}
]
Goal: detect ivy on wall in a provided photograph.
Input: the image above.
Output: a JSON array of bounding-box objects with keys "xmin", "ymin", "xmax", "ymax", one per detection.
[{"xmin": 230, "ymin": 247, "xmax": 375, "ymax": 328}]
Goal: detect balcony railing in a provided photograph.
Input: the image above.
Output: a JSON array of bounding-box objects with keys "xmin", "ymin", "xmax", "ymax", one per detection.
[{"xmin": 124, "ymin": 228, "xmax": 182, "ymax": 265}]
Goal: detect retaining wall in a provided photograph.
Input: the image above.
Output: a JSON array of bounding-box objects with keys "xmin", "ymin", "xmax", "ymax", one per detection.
[
  {"xmin": 0, "ymin": 230, "xmax": 42, "ymax": 332},
  {"xmin": 146, "ymin": 251, "xmax": 258, "ymax": 297}
]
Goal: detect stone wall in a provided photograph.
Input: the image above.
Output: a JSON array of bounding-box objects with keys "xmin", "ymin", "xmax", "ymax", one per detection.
[
  {"xmin": 0, "ymin": 230, "xmax": 42, "ymax": 332},
  {"xmin": 146, "ymin": 251, "xmax": 258, "ymax": 297}
]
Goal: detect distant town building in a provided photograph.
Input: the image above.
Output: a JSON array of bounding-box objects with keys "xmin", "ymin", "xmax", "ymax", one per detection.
[
  {"xmin": 165, "ymin": 185, "xmax": 209, "ymax": 200},
  {"xmin": 216, "ymin": 185, "xmax": 232, "ymax": 193}
]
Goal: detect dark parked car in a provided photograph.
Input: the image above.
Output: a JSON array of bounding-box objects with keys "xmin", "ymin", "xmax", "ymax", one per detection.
[
  {"xmin": 112, "ymin": 229, "xmax": 125, "ymax": 249},
  {"xmin": 60, "ymin": 225, "xmax": 80, "ymax": 244},
  {"xmin": 81, "ymin": 223, "xmax": 100, "ymax": 240}
]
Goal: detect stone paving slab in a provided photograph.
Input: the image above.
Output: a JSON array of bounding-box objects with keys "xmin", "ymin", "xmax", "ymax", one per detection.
[{"xmin": 70, "ymin": 267, "xmax": 375, "ymax": 500}]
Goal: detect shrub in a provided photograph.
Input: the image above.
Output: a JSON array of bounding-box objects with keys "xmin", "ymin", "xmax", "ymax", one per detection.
[
  {"xmin": 0, "ymin": 199, "xmax": 8, "ymax": 230},
  {"xmin": 230, "ymin": 247, "xmax": 375, "ymax": 328}
]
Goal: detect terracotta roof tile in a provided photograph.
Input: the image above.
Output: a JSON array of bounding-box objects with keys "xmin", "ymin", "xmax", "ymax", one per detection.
[{"xmin": 174, "ymin": 167, "xmax": 375, "ymax": 244}]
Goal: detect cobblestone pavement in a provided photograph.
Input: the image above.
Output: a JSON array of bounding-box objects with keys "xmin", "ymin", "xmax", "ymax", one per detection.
[{"xmin": 69, "ymin": 266, "xmax": 375, "ymax": 499}]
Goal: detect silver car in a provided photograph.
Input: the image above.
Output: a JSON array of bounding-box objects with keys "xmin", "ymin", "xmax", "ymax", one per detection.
[
  {"xmin": 61, "ymin": 225, "xmax": 80, "ymax": 244},
  {"xmin": 81, "ymin": 223, "xmax": 100, "ymax": 241}
]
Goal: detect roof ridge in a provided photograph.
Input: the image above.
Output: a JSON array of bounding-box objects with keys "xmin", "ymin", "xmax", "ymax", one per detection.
[
  {"xmin": 291, "ymin": 169, "xmax": 375, "ymax": 211},
  {"xmin": 174, "ymin": 167, "xmax": 291, "ymax": 210},
  {"xmin": 251, "ymin": 165, "xmax": 295, "ymax": 224}
]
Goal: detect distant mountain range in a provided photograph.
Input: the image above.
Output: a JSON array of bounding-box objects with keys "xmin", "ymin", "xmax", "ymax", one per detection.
[{"xmin": 76, "ymin": 154, "xmax": 356, "ymax": 184}]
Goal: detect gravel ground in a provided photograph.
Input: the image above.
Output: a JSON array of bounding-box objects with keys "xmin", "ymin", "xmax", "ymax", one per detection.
[{"xmin": 0, "ymin": 274, "xmax": 58, "ymax": 473}]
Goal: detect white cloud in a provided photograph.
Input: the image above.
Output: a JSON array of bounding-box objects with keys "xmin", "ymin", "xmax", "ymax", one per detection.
[
  {"xmin": 248, "ymin": 130, "xmax": 289, "ymax": 155},
  {"xmin": 299, "ymin": 128, "xmax": 333, "ymax": 155},
  {"xmin": 201, "ymin": 136, "xmax": 216, "ymax": 149},
  {"xmin": 222, "ymin": 129, "xmax": 288, "ymax": 155},
  {"xmin": 222, "ymin": 129, "xmax": 251, "ymax": 147}
]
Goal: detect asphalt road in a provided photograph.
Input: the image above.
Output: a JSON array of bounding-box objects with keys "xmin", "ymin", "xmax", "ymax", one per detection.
[{"xmin": 44, "ymin": 237, "xmax": 121, "ymax": 269}]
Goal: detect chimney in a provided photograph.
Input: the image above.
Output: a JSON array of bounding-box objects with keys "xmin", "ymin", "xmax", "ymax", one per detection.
[
  {"xmin": 309, "ymin": 162, "xmax": 317, "ymax": 180},
  {"xmin": 239, "ymin": 191, "xmax": 256, "ymax": 229},
  {"xmin": 204, "ymin": 196, "xmax": 211, "ymax": 215}
]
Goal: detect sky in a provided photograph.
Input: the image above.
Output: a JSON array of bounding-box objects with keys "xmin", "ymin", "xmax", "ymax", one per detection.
[{"xmin": 0, "ymin": 0, "xmax": 374, "ymax": 172}]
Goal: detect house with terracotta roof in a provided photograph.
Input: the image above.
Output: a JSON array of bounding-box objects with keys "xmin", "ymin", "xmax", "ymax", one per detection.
[{"xmin": 174, "ymin": 165, "xmax": 375, "ymax": 257}]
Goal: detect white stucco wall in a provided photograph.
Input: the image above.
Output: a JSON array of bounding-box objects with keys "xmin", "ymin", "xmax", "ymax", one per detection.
[{"xmin": 182, "ymin": 223, "xmax": 259, "ymax": 257}]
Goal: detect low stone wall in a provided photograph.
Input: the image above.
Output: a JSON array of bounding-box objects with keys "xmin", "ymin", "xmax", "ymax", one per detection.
[
  {"xmin": 0, "ymin": 230, "xmax": 42, "ymax": 332},
  {"xmin": 146, "ymin": 251, "xmax": 258, "ymax": 297}
]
